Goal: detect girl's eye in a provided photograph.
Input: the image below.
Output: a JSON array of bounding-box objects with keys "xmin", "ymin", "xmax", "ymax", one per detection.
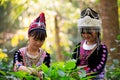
[
  {"xmin": 82, "ymin": 31, "xmax": 92, "ymax": 34},
  {"xmin": 34, "ymin": 39, "xmax": 44, "ymax": 42},
  {"xmin": 34, "ymin": 39, "xmax": 38, "ymax": 41}
]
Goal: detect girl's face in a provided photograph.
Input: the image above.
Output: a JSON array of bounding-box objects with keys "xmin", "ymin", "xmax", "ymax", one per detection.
[
  {"xmin": 81, "ymin": 28, "xmax": 98, "ymax": 43},
  {"xmin": 28, "ymin": 36, "xmax": 45, "ymax": 49},
  {"xmin": 28, "ymin": 29, "xmax": 47, "ymax": 49}
]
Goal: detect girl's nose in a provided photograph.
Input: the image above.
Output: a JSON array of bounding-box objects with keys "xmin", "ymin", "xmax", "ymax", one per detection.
[
  {"xmin": 83, "ymin": 34, "xmax": 90, "ymax": 39},
  {"xmin": 36, "ymin": 40, "xmax": 44, "ymax": 45},
  {"xmin": 84, "ymin": 34, "xmax": 89, "ymax": 37},
  {"xmin": 36, "ymin": 41, "xmax": 41, "ymax": 45}
]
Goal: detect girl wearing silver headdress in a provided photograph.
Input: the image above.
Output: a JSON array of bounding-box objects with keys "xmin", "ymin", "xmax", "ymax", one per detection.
[{"xmin": 72, "ymin": 8, "xmax": 108, "ymax": 80}]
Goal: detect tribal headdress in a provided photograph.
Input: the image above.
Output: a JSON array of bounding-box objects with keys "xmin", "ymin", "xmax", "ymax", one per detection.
[
  {"xmin": 28, "ymin": 12, "xmax": 46, "ymax": 34},
  {"xmin": 78, "ymin": 8, "xmax": 102, "ymax": 31}
]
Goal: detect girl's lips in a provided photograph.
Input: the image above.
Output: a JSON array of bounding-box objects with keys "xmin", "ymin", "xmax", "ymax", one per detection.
[{"xmin": 85, "ymin": 37, "xmax": 90, "ymax": 40}]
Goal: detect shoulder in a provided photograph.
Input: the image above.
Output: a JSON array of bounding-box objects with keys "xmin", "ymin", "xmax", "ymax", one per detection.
[
  {"xmin": 14, "ymin": 50, "xmax": 23, "ymax": 59},
  {"xmin": 40, "ymin": 48, "xmax": 50, "ymax": 57},
  {"xmin": 14, "ymin": 47, "xmax": 26, "ymax": 56},
  {"xmin": 45, "ymin": 52, "xmax": 50, "ymax": 58},
  {"xmin": 43, "ymin": 52, "xmax": 51, "ymax": 62},
  {"xmin": 74, "ymin": 42, "xmax": 81, "ymax": 49},
  {"xmin": 14, "ymin": 50, "xmax": 21, "ymax": 55},
  {"xmin": 46, "ymin": 52, "xmax": 50, "ymax": 55},
  {"xmin": 41, "ymin": 48, "xmax": 50, "ymax": 58},
  {"xmin": 100, "ymin": 43, "xmax": 108, "ymax": 49},
  {"xmin": 19, "ymin": 47, "xmax": 27, "ymax": 52},
  {"xmin": 75, "ymin": 40, "xmax": 85, "ymax": 47}
]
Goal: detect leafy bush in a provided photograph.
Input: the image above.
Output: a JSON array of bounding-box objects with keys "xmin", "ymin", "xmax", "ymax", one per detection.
[
  {"xmin": 106, "ymin": 59, "xmax": 120, "ymax": 80},
  {"xmin": 0, "ymin": 59, "xmax": 93, "ymax": 80},
  {"xmin": 106, "ymin": 35, "xmax": 120, "ymax": 80},
  {"xmin": 38, "ymin": 59, "xmax": 93, "ymax": 80}
]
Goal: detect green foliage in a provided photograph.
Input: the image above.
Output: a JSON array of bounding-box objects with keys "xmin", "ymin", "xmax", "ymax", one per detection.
[
  {"xmin": 0, "ymin": 0, "xmax": 25, "ymax": 33},
  {"xmin": 106, "ymin": 59, "xmax": 120, "ymax": 80},
  {"xmin": 0, "ymin": 0, "xmax": 27, "ymax": 50},
  {"xmin": 0, "ymin": 70, "xmax": 39, "ymax": 80},
  {"xmin": 118, "ymin": 0, "xmax": 120, "ymax": 7},
  {"xmin": 117, "ymin": 34, "xmax": 120, "ymax": 40},
  {"xmin": 0, "ymin": 59, "xmax": 39, "ymax": 80},
  {"xmin": 39, "ymin": 59, "xmax": 92, "ymax": 80},
  {"xmin": 0, "ymin": 70, "xmax": 6, "ymax": 76},
  {"xmin": 10, "ymin": 71, "xmax": 39, "ymax": 80},
  {"xmin": 0, "ymin": 59, "xmax": 93, "ymax": 80}
]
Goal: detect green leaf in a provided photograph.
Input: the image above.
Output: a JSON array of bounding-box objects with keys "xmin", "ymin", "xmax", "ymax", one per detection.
[
  {"xmin": 49, "ymin": 67, "xmax": 58, "ymax": 78},
  {"xmin": 0, "ymin": 70, "xmax": 6, "ymax": 76},
  {"xmin": 60, "ymin": 76, "xmax": 69, "ymax": 80},
  {"xmin": 51, "ymin": 62, "xmax": 65, "ymax": 71},
  {"xmin": 62, "ymin": 51, "xmax": 72, "ymax": 58},
  {"xmin": 81, "ymin": 76, "xmax": 95, "ymax": 80},
  {"xmin": 78, "ymin": 69, "xmax": 86, "ymax": 78},
  {"xmin": 58, "ymin": 70, "xmax": 65, "ymax": 77},
  {"xmin": 40, "ymin": 64, "xmax": 49, "ymax": 73},
  {"xmin": 24, "ymin": 75, "xmax": 39, "ymax": 80},
  {"xmin": 9, "ymin": 71, "xmax": 29, "ymax": 79},
  {"xmin": 117, "ymin": 35, "xmax": 120, "ymax": 40},
  {"xmin": 64, "ymin": 59, "xmax": 76, "ymax": 70}
]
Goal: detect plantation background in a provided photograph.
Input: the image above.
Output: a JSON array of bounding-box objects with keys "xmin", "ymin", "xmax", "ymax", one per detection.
[{"xmin": 0, "ymin": 0, "xmax": 120, "ymax": 79}]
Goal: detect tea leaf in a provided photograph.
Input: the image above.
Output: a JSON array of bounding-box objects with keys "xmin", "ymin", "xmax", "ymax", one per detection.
[
  {"xmin": 40, "ymin": 64, "xmax": 49, "ymax": 73},
  {"xmin": 0, "ymin": 70, "xmax": 6, "ymax": 76},
  {"xmin": 58, "ymin": 70, "xmax": 65, "ymax": 77},
  {"xmin": 64, "ymin": 59, "xmax": 76, "ymax": 70}
]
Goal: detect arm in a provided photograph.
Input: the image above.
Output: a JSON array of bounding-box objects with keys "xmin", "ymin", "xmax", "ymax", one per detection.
[
  {"xmin": 13, "ymin": 50, "xmax": 24, "ymax": 71},
  {"xmin": 13, "ymin": 51, "xmax": 39, "ymax": 75},
  {"xmin": 88, "ymin": 44, "xmax": 108, "ymax": 75}
]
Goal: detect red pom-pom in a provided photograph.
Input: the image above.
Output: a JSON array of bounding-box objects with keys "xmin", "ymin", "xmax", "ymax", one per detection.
[{"xmin": 40, "ymin": 12, "xmax": 46, "ymax": 26}]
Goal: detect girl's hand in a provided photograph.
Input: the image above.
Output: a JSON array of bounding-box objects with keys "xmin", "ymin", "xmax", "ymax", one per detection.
[{"xmin": 37, "ymin": 71, "xmax": 43, "ymax": 80}]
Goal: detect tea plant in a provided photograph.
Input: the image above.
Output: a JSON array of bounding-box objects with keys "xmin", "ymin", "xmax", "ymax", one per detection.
[
  {"xmin": 0, "ymin": 58, "xmax": 94, "ymax": 80},
  {"xmin": 38, "ymin": 59, "xmax": 93, "ymax": 80},
  {"xmin": 106, "ymin": 59, "xmax": 120, "ymax": 80}
]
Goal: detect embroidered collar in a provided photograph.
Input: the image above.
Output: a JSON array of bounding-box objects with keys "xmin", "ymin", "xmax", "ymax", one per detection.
[
  {"xmin": 26, "ymin": 48, "xmax": 42, "ymax": 59},
  {"xmin": 83, "ymin": 40, "xmax": 97, "ymax": 50}
]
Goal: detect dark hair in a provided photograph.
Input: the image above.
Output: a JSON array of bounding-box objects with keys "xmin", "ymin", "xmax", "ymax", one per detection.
[
  {"xmin": 29, "ymin": 29, "xmax": 47, "ymax": 41},
  {"xmin": 81, "ymin": 27, "xmax": 100, "ymax": 34}
]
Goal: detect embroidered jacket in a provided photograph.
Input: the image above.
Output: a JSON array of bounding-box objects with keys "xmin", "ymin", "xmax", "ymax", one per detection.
[
  {"xmin": 72, "ymin": 42, "xmax": 108, "ymax": 75},
  {"xmin": 13, "ymin": 47, "xmax": 50, "ymax": 71}
]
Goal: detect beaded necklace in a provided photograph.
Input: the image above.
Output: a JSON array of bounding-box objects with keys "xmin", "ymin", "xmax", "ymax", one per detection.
[{"xmin": 25, "ymin": 48, "xmax": 43, "ymax": 67}]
